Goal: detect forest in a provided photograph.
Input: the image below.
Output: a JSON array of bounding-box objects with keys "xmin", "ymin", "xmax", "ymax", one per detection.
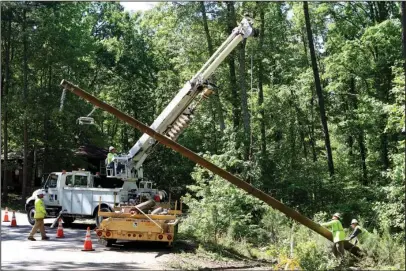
[{"xmin": 1, "ymin": 1, "xmax": 405, "ymax": 270}]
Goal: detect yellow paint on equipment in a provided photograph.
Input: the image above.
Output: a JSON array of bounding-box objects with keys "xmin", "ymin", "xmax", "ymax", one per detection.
[{"xmin": 96, "ymin": 200, "xmax": 181, "ymax": 246}]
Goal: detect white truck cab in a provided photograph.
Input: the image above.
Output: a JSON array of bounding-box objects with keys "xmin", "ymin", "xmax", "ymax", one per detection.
[{"xmin": 25, "ymin": 170, "xmax": 163, "ymax": 226}]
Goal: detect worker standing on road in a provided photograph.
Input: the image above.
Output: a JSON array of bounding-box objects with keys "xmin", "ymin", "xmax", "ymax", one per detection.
[
  {"xmin": 348, "ymin": 219, "xmax": 370, "ymax": 246},
  {"xmin": 321, "ymin": 213, "xmax": 346, "ymax": 258},
  {"xmin": 28, "ymin": 192, "xmax": 50, "ymax": 241}
]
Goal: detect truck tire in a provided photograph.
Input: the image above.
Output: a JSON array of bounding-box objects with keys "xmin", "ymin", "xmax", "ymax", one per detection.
[
  {"xmin": 27, "ymin": 205, "xmax": 36, "ymax": 226},
  {"xmin": 95, "ymin": 208, "xmax": 110, "ymax": 228},
  {"xmin": 62, "ymin": 217, "xmax": 75, "ymax": 227}
]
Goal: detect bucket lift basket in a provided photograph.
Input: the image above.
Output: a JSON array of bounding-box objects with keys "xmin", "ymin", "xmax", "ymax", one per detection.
[
  {"xmin": 77, "ymin": 116, "xmax": 95, "ymax": 125},
  {"xmin": 77, "ymin": 106, "xmax": 97, "ymax": 125}
]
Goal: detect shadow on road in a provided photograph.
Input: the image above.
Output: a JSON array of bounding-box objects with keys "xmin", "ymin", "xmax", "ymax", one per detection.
[
  {"xmin": 105, "ymin": 240, "xmax": 174, "ymax": 256},
  {"xmin": 1, "ymin": 260, "xmax": 146, "ymax": 270},
  {"xmin": 2, "ymin": 222, "xmax": 189, "ymax": 256}
]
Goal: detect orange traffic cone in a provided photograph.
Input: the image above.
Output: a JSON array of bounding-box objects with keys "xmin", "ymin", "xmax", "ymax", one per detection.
[
  {"xmin": 3, "ymin": 207, "xmax": 10, "ymax": 222},
  {"xmin": 10, "ymin": 211, "xmax": 17, "ymax": 227},
  {"xmin": 56, "ymin": 218, "xmax": 64, "ymax": 238},
  {"xmin": 82, "ymin": 227, "xmax": 95, "ymax": 251}
]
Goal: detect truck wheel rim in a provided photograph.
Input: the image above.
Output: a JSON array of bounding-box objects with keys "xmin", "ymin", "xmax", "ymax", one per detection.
[{"xmin": 29, "ymin": 209, "xmax": 35, "ymax": 222}]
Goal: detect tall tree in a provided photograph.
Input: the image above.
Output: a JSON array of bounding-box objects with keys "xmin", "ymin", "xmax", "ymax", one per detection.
[
  {"xmin": 200, "ymin": 2, "xmax": 225, "ymax": 132},
  {"xmin": 1, "ymin": 5, "xmax": 13, "ymax": 201},
  {"xmin": 238, "ymin": 38, "xmax": 250, "ymax": 160},
  {"xmin": 303, "ymin": 1, "xmax": 334, "ymax": 176},
  {"xmin": 226, "ymin": 2, "xmax": 240, "ymax": 130},
  {"xmin": 22, "ymin": 5, "xmax": 30, "ymax": 202},
  {"xmin": 256, "ymin": 3, "xmax": 266, "ymax": 157},
  {"xmin": 402, "ymin": 2, "xmax": 406, "ymax": 146}
]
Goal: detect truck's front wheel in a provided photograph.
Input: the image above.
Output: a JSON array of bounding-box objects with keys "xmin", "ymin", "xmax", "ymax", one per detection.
[{"xmin": 27, "ymin": 206, "xmax": 35, "ymax": 225}]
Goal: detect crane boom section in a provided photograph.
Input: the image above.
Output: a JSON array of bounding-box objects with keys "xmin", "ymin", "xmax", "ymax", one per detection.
[{"xmin": 125, "ymin": 17, "xmax": 254, "ymax": 172}]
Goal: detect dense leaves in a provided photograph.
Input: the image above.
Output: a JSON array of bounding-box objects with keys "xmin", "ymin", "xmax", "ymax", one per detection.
[{"xmin": 1, "ymin": 2, "xmax": 404, "ymax": 268}]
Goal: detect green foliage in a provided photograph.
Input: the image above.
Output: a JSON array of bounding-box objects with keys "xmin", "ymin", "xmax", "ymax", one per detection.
[
  {"xmin": 181, "ymin": 150, "xmax": 268, "ymax": 243},
  {"xmin": 1, "ymin": 2, "xmax": 404, "ymax": 269},
  {"xmin": 373, "ymin": 152, "xmax": 405, "ymax": 234},
  {"xmin": 295, "ymin": 240, "xmax": 332, "ymax": 271}
]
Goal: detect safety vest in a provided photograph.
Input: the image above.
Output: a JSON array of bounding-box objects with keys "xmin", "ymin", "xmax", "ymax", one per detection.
[
  {"xmin": 355, "ymin": 225, "xmax": 370, "ymax": 242},
  {"xmin": 322, "ymin": 219, "xmax": 346, "ymax": 243},
  {"xmin": 34, "ymin": 198, "xmax": 47, "ymax": 219},
  {"xmin": 107, "ymin": 153, "xmax": 115, "ymax": 164}
]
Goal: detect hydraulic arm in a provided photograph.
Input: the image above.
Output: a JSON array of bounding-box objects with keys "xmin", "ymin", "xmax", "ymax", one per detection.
[{"xmin": 106, "ymin": 16, "xmax": 255, "ymax": 180}]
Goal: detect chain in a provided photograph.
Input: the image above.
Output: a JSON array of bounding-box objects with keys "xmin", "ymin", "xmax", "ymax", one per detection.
[{"xmin": 87, "ymin": 106, "xmax": 97, "ymax": 117}]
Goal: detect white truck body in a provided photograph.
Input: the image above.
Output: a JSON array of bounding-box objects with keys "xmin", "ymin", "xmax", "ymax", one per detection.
[{"xmin": 25, "ymin": 171, "xmax": 159, "ymax": 226}]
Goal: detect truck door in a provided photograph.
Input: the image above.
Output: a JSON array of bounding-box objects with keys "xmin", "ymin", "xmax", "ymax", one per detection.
[
  {"xmin": 70, "ymin": 173, "xmax": 90, "ymax": 214},
  {"xmin": 71, "ymin": 192, "xmax": 82, "ymax": 214},
  {"xmin": 43, "ymin": 173, "xmax": 60, "ymax": 207},
  {"xmin": 61, "ymin": 174, "xmax": 74, "ymax": 213}
]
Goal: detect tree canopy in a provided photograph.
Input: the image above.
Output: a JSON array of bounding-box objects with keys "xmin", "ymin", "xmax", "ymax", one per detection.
[{"xmin": 1, "ymin": 2, "xmax": 404, "ymax": 268}]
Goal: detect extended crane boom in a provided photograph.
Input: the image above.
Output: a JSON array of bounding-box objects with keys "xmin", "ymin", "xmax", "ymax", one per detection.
[{"xmin": 104, "ymin": 16, "xmax": 255, "ymax": 181}]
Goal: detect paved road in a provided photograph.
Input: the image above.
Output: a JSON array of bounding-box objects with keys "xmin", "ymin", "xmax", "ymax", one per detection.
[{"xmin": 1, "ymin": 211, "xmax": 173, "ymax": 270}]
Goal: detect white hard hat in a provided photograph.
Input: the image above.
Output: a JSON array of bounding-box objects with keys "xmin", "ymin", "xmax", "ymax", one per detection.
[
  {"xmin": 333, "ymin": 212, "xmax": 341, "ymax": 219},
  {"xmin": 109, "ymin": 146, "xmax": 115, "ymax": 151},
  {"xmin": 351, "ymin": 219, "xmax": 358, "ymax": 224}
]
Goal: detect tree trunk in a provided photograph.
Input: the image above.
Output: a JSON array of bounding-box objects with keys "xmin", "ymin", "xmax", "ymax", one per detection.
[
  {"xmin": 302, "ymin": 25, "xmax": 315, "ymax": 161},
  {"xmin": 291, "ymin": 89, "xmax": 309, "ymax": 160},
  {"xmin": 22, "ymin": 7, "xmax": 29, "ymax": 203},
  {"xmin": 358, "ymin": 130, "xmax": 368, "ymax": 184},
  {"xmin": 2, "ymin": 8, "xmax": 12, "ymax": 202},
  {"xmin": 226, "ymin": 2, "xmax": 240, "ymax": 129},
  {"xmin": 238, "ymin": 39, "xmax": 250, "ymax": 160},
  {"xmin": 32, "ymin": 143, "xmax": 37, "ymax": 189},
  {"xmin": 309, "ymin": 87, "xmax": 317, "ymax": 162},
  {"xmin": 303, "ymin": 2, "xmax": 334, "ymax": 176},
  {"xmin": 402, "ymin": 2, "xmax": 406, "ymax": 174},
  {"xmin": 200, "ymin": 1, "xmax": 225, "ymax": 132},
  {"xmin": 42, "ymin": 65, "xmax": 52, "ymax": 176},
  {"xmin": 349, "ymin": 78, "xmax": 368, "ymax": 184},
  {"xmin": 257, "ymin": 3, "xmax": 266, "ymax": 157},
  {"xmin": 347, "ymin": 135, "xmax": 354, "ymax": 157}
]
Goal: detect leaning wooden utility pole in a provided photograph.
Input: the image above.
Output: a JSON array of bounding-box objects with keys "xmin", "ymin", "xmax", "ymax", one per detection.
[{"xmin": 60, "ymin": 79, "xmax": 362, "ymax": 257}]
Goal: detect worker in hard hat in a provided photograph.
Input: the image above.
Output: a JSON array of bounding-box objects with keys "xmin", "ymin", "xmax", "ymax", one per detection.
[
  {"xmin": 106, "ymin": 146, "xmax": 125, "ymax": 175},
  {"xmin": 28, "ymin": 192, "xmax": 50, "ymax": 241},
  {"xmin": 348, "ymin": 219, "xmax": 370, "ymax": 246},
  {"xmin": 107, "ymin": 146, "xmax": 116, "ymax": 167},
  {"xmin": 321, "ymin": 213, "xmax": 346, "ymax": 258}
]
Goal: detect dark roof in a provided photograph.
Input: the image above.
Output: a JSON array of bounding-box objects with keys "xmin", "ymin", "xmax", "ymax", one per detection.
[
  {"xmin": 75, "ymin": 145, "xmax": 108, "ymax": 159},
  {"xmin": 2, "ymin": 145, "xmax": 108, "ymax": 161},
  {"xmin": 1, "ymin": 151, "xmax": 23, "ymax": 161}
]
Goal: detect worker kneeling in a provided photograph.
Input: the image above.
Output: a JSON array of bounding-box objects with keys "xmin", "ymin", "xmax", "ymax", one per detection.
[
  {"xmin": 28, "ymin": 192, "xmax": 50, "ymax": 241},
  {"xmin": 321, "ymin": 213, "xmax": 346, "ymax": 258}
]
